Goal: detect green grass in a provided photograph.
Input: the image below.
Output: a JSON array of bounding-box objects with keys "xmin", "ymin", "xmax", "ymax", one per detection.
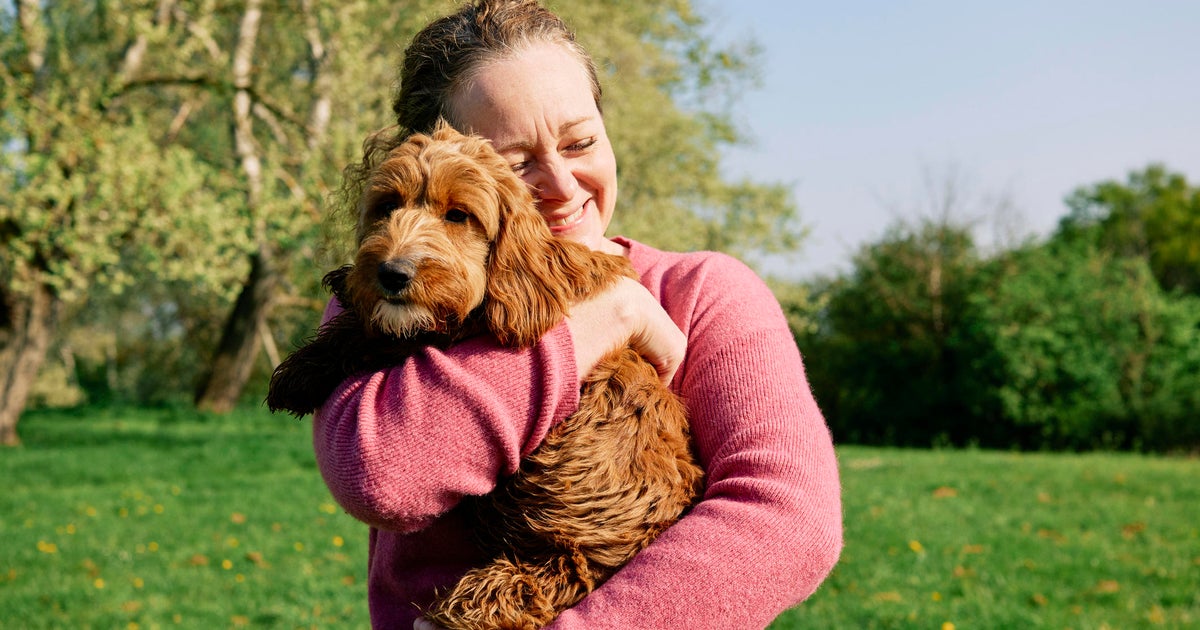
[
  {"xmin": 772, "ymin": 447, "xmax": 1200, "ymax": 629},
  {"xmin": 2, "ymin": 407, "xmax": 1197, "ymax": 629},
  {"xmin": 1, "ymin": 406, "xmax": 370, "ymax": 628}
]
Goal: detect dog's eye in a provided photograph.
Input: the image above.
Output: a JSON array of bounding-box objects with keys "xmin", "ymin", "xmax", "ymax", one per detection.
[
  {"xmin": 371, "ymin": 192, "xmax": 403, "ymax": 218},
  {"xmin": 445, "ymin": 208, "xmax": 470, "ymax": 223}
]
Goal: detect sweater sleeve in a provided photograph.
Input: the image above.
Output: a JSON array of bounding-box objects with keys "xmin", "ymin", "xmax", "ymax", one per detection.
[
  {"xmin": 549, "ymin": 254, "xmax": 843, "ymax": 629},
  {"xmin": 312, "ymin": 300, "xmax": 582, "ymax": 534}
]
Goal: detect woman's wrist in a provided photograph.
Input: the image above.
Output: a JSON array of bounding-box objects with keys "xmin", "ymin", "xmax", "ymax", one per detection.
[{"xmin": 565, "ymin": 277, "xmax": 685, "ymax": 384}]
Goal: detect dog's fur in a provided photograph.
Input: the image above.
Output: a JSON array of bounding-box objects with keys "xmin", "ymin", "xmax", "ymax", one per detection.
[{"xmin": 267, "ymin": 123, "xmax": 703, "ymax": 629}]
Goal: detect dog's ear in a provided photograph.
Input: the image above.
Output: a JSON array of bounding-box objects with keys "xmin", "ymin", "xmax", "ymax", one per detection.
[
  {"xmin": 322, "ymin": 265, "xmax": 355, "ymax": 304},
  {"xmin": 484, "ymin": 183, "xmax": 576, "ymax": 347}
]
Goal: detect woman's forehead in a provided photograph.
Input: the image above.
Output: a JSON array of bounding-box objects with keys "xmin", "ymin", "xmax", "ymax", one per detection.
[{"xmin": 450, "ymin": 42, "xmax": 599, "ymax": 147}]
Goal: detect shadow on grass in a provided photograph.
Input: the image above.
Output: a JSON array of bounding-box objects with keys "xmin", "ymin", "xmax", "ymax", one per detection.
[{"xmin": 14, "ymin": 403, "xmax": 299, "ymax": 451}]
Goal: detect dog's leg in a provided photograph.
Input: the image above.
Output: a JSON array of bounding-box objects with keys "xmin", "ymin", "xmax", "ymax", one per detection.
[{"xmin": 424, "ymin": 553, "xmax": 593, "ymax": 630}]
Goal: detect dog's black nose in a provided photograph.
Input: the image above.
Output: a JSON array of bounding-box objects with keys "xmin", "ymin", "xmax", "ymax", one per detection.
[{"xmin": 377, "ymin": 259, "xmax": 416, "ymax": 295}]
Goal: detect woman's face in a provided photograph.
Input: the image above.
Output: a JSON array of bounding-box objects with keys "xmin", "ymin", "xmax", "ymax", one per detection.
[{"xmin": 450, "ymin": 42, "xmax": 619, "ymax": 254}]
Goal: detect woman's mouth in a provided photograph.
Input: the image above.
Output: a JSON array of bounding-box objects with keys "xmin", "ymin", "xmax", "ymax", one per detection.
[{"xmin": 545, "ymin": 203, "xmax": 587, "ymax": 231}]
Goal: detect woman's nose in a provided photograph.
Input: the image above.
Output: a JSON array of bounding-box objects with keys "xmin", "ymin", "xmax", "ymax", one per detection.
[{"xmin": 532, "ymin": 155, "xmax": 578, "ymax": 202}]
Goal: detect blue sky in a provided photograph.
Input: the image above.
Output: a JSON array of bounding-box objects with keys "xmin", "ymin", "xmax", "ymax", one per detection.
[{"xmin": 707, "ymin": 1, "xmax": 1200, "ymax": 278}]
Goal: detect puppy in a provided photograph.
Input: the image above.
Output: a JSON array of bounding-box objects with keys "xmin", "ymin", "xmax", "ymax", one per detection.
[{"xmin": 267, "ymin": 122, "xmax": 703, "ymax": 629}]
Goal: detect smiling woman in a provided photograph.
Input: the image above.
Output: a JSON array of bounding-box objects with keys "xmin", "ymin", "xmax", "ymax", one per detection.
[{"xmin": 310, "ymin": 1, "xmax": 843, "ymax": 629}]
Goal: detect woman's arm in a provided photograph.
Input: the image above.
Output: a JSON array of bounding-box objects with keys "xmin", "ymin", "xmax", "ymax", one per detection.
[
  {"xmin": 313, "ymin": 327, "xmax": 580, "ymax": 533},
  {"xmin": 313, "ymin": 278, "xmax": 688, "ymax": 534},
  {"xmin": 548, "ymin": 255, "xmax": 844, "ymax": 629}
]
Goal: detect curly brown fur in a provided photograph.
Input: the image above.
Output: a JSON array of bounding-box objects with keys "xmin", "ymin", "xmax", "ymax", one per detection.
[{"xmin": 266, "ymin": 122, "xmax": 702, "ymax": 629}]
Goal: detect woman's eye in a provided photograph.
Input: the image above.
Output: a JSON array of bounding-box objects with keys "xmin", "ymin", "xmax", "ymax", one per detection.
[
  {"xmin": 566, "ymin": 137, "xmax": 596, "ymax": 152},
  {"xmin": 445, "ymin": 208, "xmax": 470, "ymax": 223},
  {"xmin": 510, "ymin": 160, "xmax": 531, "ymax": 174}
]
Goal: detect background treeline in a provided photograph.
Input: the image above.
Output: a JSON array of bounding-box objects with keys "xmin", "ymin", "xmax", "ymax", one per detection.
[
  {"xmin": 3, "ymin": 3, "xmax": 1197, "ymax": 453},
  {"xmin": 794, "ymin": 164, "xmax": 1200, "ymax": 452}
]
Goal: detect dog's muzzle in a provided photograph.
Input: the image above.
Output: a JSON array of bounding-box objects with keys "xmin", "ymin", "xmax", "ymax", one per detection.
[{"xmin": 377, "ymin": 259, "xmax": 417, "ymax": 299}]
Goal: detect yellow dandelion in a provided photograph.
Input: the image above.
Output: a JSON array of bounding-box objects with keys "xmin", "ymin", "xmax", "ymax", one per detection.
[
  {"xmin": 221, "ymin": 559, "xmax": 233, "ymax": 570},
  {"xmin": 319, "ymin": 503, "xmax": 338, "ymax": 515},
  {"xmin": 65, "ymin": 524, "xmax": 76, "ymax": 535},
  {"xmin": 235, "ymin": 573, "xmax": 246, "ymax": 583},
  {"xmin": 942, "ymin": 623, "xmax": 955, "ymax": 630},
  {"xmin": 931, "ymin": 591, "xmax": 942, "ymax": 602},
  {"xmin": 127, "ymin": 623, "xmax": 139, "ymax": 630},
  {"xmin": 294, "ymin": 542, "xmax": 305, "ymax": 552},
  {"xmin": 153, "ymin": 504, "xmax": 164, "ymax": 514},
  {"xmin": 36, "ymin": 540, "xmax": 58, "ymax": 554},
  {"xmin": 94, "ymin": 578, "xmax": 106, "ymax": 589},
  {"xmin": 908, "ymin": 540, "xmax": 925, "ymax": 553},
  {"xmin": 133, "ymin": 577, "xmax": 144, "ymax": 589},
  {"xmin": 85, "ymin": 506, "xmax": 98, "ymax": 517},
  {"xmin": 231, "ymin": 512, "xmax": 247, "ymax": 524},
  {"xmin": 332, "ymin": 536, "xmax": 344, "ymax": 547},
  {"xmin": 147, "ymin": 542, "xmax": 159, "ymax": 552}
]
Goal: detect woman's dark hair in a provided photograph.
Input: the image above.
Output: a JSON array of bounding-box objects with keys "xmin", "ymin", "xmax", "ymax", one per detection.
[{"xmin": 395, "ymin": 0, "xmax": 602, "ymax": 133}]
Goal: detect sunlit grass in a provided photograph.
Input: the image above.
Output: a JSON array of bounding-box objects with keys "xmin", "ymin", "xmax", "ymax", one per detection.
[
  {"xmin": 1, "ymin": 406, "xmax": 370, "ymax": 628},
  {"xmin": 2, "ymin": 407, "xmax": 1197, "ymax": 628},
  {"xmin": 773, "ymin": 447, "xmax": 1200, "ymax": 629}
]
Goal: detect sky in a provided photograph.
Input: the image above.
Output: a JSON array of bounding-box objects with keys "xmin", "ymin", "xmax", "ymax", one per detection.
[{"xmin": 705, "ymin": 1, "xmax": 1200, "ymax": 279}]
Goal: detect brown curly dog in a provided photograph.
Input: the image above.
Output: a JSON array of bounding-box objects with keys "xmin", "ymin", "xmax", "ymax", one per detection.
[{"xmin": 267, "ymin": 122, "xmax": 703, "ymax": 629}]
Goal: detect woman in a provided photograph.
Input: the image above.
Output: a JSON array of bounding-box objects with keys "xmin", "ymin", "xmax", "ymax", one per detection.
[{"xmin": 314, "ymin": 1, "xmax": 843, "ymax": 628}]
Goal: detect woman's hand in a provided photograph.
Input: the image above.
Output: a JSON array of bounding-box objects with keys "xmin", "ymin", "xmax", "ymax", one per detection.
[{"xmin": 566, "ymin": 276, "xmax": 686, "ymax": 385}]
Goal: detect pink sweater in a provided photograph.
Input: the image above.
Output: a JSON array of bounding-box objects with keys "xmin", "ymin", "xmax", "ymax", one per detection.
[{"xmin": 313, "ymin": 237, "xmax": 843, "ymax": 629}]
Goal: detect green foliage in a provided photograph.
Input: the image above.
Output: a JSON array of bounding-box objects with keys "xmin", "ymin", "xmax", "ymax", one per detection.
[
  {"xmin": 979, "ymin": 239, "xmax": 1200, "ymax": 450},
  {"xmin": 799, "ymin": 219, "xmax": 1004, "ymax": 447},
  {"xmin": 799, "ymin": 168, "xmax": 1200, "ymax": 452},
  {"xmin": 1061, "ymin": 164, "xmax": 1200, "ymax": 295},
  {"xmin": 0, "ymin": 3, "xmax": 241, "ymax": 301}
]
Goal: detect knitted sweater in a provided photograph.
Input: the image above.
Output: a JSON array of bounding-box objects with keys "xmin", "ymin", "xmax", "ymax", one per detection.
[{"xmin": 313, "ymin": 237, "xmax": 843, "ymax": 629}]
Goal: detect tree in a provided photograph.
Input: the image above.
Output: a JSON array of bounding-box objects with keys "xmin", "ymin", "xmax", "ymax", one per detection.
[
  {"xmin": 0, "ymin": 1, "xmax": 233, "ymax": 444},
  {"xmin": 1061, "ymin": 164, "xmax": 1200, "ymax": 295},
  {"xmin": 977, "ymin": 238, "xmax": 1200, "ymax": 450},
  {"xmin": 52, "ymin": 1, "xmax": 440, "ymax": 412},
  {"xmin": 800, "ymin": 218, "xmax": 1002, "ymax": 446}
]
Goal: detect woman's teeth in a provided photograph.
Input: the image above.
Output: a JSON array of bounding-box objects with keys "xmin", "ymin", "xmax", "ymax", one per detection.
[{"xmin": 548, "ymin": 205, "xmax": 584, "ymax": 227}]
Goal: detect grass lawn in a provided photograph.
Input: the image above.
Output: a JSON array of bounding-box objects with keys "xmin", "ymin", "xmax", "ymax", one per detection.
[{"xmin": 2, "ymin": 406, "xmax": 1197, "ymax": 628}]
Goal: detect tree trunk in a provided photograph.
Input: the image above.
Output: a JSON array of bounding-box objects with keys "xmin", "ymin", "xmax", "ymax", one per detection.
[
  {"xmin": 0, "ymin": 282, "xmax": 61, "ymax": 446},
  {"xmin": 194, "ymin": 249, "xmax": 277, "ymax": 413},
  {"xmin": 193, "ymin": 0, "xmax": 269, "ymax": 414}
]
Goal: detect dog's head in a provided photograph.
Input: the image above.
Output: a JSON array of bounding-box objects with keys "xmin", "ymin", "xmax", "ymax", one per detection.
[{"xmin": 343, "ymin": 121, "xmax": 594, "ymax": 346}]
